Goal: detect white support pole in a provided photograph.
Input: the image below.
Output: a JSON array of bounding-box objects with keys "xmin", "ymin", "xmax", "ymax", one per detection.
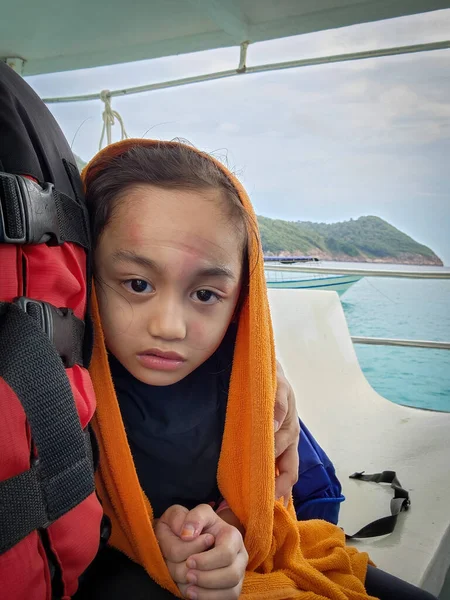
[
  {"xmin": 238, "ymin": 41, "xmax": 249, "ymax": 72},
  {"xmin": 5, "ymin": 57, "xmax": 25, "ymax": 74}
]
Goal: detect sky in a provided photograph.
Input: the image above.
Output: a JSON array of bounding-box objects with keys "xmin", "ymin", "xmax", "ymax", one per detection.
[{"xmin": 26, "ymin": 9, "xmax": 450, "ymax": 265}]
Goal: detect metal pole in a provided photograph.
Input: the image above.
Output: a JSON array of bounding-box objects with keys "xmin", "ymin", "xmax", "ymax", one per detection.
[
  {"xmin": 42, "ymin": 39, "xmax": 450, "ymax": 104},
  {"xmin": 4, "ymin": 57, "xmax": 25, "ymax": 74},
  {"xmin": 262, "ymin": 265, "xmax": 450, "ymax": 279},
  {"xmin": 351, "ymin": 336, "xmax": 450, "ymax": 350}
]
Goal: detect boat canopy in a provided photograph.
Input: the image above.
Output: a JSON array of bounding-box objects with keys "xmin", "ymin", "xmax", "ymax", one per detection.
[{"xmin": 1, "ymin": 0, "xmax": 450, "ymax": 76}]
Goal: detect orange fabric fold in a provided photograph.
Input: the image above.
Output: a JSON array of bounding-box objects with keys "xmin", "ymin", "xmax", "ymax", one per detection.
[{"xmin": 85, "ymin": 139, "xmax": 375, "ymax": 599}]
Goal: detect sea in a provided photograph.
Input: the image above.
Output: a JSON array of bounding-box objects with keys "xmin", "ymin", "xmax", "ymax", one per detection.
[{"xmin": 322, "ymin": 262, "xmax": 450, "ymax": 413}]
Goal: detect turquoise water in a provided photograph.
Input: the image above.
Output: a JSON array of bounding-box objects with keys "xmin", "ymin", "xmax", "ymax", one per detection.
[{"xmin": 330, "ymin": 263, "xmax": 450, "ymax": 412}]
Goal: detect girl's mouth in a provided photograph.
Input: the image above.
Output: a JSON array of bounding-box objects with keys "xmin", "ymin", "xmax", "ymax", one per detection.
[{"xmin": 136, "ymin": 349, "xmax": 186, "ymax": 371}]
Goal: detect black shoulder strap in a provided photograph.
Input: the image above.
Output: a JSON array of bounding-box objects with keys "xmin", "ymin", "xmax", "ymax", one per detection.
[
  {"xmin": 2, "ymin": 297, "xmax": 85, "ymax": 368},
  {"xmin": 345, "ymin": 470, "xmax": 410, "ymax": 539},
  {"xmin": 0, "ymin": 172, "xmax": 89, "ymax": 248},
  {"xmin": 0, "ymin": 304, "xmax": 95, "ymax": 554}
]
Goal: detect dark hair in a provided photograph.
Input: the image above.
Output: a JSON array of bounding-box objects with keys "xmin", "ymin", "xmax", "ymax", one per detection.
[{"xmin": 85, "ymin": 141, "xmax": 257, "ymax": 310}]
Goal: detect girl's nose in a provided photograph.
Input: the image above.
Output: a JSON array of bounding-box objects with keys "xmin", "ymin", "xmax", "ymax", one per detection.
[{"xmin": 147, "ymin": 296, "xmax": 186, "ymax": 341}]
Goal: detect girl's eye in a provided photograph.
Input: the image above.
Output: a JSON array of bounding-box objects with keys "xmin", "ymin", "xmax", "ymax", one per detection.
[
  {"xmin": 124, "ymin": 279, "xmax": 153, "ymax": 294},
  {"xmin": 193, "ymin": 289, "xmax": 220, "ymax": 304}
]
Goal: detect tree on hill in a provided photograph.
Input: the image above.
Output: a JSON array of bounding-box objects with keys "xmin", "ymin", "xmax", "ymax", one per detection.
[{"xmin": 257, "ymin": 214, "xmax": 442, "ymax": 265}]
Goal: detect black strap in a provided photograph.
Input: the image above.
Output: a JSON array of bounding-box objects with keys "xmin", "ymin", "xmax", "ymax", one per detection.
[
  {"xmin": 62, "ymin": 158, "xmax": 94, "ymax": 368},
  {"xmin": 0, "ymin": 297, "xmax": 84, "ymax": 368},
  {"xmin": 345, "ymin": 470, "xmax": 410, "ymax": 539},
  {"xmin": 0, "ymin": 303, "xmax": 95, "ymax": 554},
  {"xmin": 0, "ymin": 171, "xmax": 89, "ymax": 248},
  {"xmin": 0, "ymin": 431, "xmax": 93, "ymax": 554}
]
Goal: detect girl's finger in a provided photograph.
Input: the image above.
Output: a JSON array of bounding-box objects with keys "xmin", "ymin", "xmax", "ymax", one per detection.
[
  {"xmin": 179, "ymin": 503, "xmax": 218, "ymax": 540},
  {"xmin": 183, "ymin": 581, "xmax": 243, "ymax": 600},
  {"xmin": 274, "ymin": 363, "xmax": 289, "ymax": 430},
  {"xmin": 159, "ymin": 504, "xmax": 190, "ymax": 537},
  {"xmin": 187, "ymin": 527, "xmax": 245, "ymax": 571},
  {"xmin": 167, "ymin": 559, "xmax": 189, "ymax": 585},
  {"xmin": 275, "ymin": 441, "xmax": 299, "ymax": 503},
  {"xmin": 186, "ymin": 549, "xmax": 247, "ymax": 590},
  {"xmin": 156, "ymin": 521, "xmax": 214, "ymax": 563}
]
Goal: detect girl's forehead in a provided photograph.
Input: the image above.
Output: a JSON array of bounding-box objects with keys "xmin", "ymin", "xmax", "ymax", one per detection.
[
  {"xmin": 115, "ymin": 184, "xmax": 227, "ymax": 223},
  {"xmin": 105, "ymin": 185, "xmax": 244, "ymax": 265}
]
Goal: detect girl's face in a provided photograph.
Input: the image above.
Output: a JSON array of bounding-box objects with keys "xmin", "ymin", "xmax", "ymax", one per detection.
[{"xmin": 95, "ymin": 184, "xmax": 244, "ymax": 386}]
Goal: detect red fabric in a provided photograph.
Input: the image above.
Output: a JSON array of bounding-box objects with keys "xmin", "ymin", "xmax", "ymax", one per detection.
[
  {"xmin": 0, "ymin": 213, "xmax": 101, "ymax": 597},
  {"xmin": 48, "ymin": 493, "xmax": 104, "ymax": 597},
  {"xmin": 0, "ymin": 246, "xmax": 21, "ymax": 301},
  {"xmin": 0, "ymin": 533, "xmax": 51, "ymax": 600},
  {"xmin": 0, "ymin": 382, "xmax": 51, "ymax": 599},
  {"xmin": 67, "ymin": 366, "xmax": 96, "ymax": 429},
  {"xmin": 0, "ymin": 380, "xmax": 29, "ymax": 479},
  {"xmin": 24, "ymin": 242, "xmax": 87, "ymax": 319}
]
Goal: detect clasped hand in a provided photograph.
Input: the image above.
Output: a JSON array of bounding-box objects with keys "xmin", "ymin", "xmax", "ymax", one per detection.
[{"xmin": 155, "ymin": 503, "xmax": 248, "ymax": 600}]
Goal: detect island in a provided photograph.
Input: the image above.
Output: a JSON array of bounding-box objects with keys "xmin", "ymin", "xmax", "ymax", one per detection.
[{"xmin": 258, "ymin": 215, "xmax": 443, "ymax": 266}]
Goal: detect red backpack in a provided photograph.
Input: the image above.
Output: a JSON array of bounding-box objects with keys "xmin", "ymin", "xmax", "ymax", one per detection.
[{"xmin": 0, "ymin": 63, "xmax": 105, "ymax": 598}]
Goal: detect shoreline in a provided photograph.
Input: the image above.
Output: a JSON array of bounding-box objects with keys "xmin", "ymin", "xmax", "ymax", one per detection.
[{"xmin": 265, "ymin": 252, "xmax": 444, "ymax": 267}]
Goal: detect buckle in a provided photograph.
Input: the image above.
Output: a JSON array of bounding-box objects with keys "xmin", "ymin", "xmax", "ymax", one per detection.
[
  {"xmin": 14, "ymin": 297, "xmax": 79, "ymax": 367},
  {"xmin": 0, "ymin": 172, "xmax": 61, "ymax": 245}
]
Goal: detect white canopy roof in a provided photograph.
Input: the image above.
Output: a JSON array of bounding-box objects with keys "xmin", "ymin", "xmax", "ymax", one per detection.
[{"xmin": 1, "ymin": 0, "xmax": 450, "ymax": 75}]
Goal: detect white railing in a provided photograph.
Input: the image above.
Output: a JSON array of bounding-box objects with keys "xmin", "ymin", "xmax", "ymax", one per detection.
[
  {"xmin": 265, "ymin": 263, "xmax": 450, "ymax": 350},
  {"xmin": 263, "ymin": 264, "xmax": 450, "ymax": 279},
  {"xmin": 41, "ymin": 40, "xmax": 450, "ymax": 105},
  {"xmin": 351, "ymin": 336, "xmax": 450, "ymax": 350}
]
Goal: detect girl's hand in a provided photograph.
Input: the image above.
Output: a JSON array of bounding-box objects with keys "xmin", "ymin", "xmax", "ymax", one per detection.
[
  {"xmin": 275, "ymin": 360, "xmax": 300, "ymax": 504},
  {"xmin": 154, "ymin": 505, "xmax": 215, "ymax": 585},
  {"xmin": 156, "ymin": 504, "xmax": 248, "ymax": 600}
]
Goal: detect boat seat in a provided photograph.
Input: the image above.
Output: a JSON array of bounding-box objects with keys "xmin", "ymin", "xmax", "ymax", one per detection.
[{"xmin": 268, "ymin": 289, "xmax": 450, "ymax": 597}]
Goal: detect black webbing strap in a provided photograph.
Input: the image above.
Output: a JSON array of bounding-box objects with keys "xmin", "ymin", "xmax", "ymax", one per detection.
[
  {"xmin": 0, "ymin": 303, "xmax": 95, "ymax": 554},
  {"xmin": 62, "ymin": 159, "xmax": 94, "ymax": 368},
  {"xmin": 0, "ymin": 171, "xmax": 89, "ymax": 248},
  {"xmin": 345, "ymin": 470, "xmax": 410, "ymax": 539},
  {"xmin": 0, "ymin": 298, "xmax": 84, "ymax": 368},
  {"xmin": 0, "ymin": 431, "xmax": 93, "ymax": 554}
]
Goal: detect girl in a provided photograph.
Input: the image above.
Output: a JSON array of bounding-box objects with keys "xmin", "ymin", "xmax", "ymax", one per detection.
[{"xmin": 77, "ymin": 139, "xmax": 436, "ymax": 600}]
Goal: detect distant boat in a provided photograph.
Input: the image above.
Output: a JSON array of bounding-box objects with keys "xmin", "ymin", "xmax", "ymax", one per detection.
[
  {"xmin": 263, "ymin": 256, "xmax": 320, "ymax": 264},
  {"xmin": 264, "ymin": 257, "xmax": 362, "ymax": 296}
]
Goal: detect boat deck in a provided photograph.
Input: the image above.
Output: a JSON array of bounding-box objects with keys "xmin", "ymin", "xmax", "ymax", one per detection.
[{"xmin": 268, "ymin": 289, "xmax": 450, "ymax": 598}]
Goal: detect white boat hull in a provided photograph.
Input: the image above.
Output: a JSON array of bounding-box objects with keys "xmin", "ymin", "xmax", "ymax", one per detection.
[{"xmin": 265, "ymin": 273, "xmax": 362, "ymax": 296}]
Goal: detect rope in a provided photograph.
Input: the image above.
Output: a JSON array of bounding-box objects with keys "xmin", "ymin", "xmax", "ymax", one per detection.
[{"xmin": 99, "ymin": 90, "xmax": 129, "ymax": 150}]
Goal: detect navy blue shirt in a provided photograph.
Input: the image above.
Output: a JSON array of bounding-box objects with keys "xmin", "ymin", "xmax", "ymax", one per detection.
[{"xmin": 109, "ymin": 327, "xmax": 236, "ymax": 518}]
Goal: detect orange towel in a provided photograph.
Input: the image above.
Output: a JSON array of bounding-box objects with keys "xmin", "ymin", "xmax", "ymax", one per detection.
[{"xmin": 84, "ymin": 139, "xmax": 375, "ymax": 599}]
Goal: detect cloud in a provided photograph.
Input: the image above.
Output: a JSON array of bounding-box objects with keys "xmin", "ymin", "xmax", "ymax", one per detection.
[
  {"xmin": 25, "ymin": 8, "xmax": 450, "ymax": 264},
  {"xmin": 218, "ymin": 122, "xmax": 240, "ymax": 133},
  {"xmin": 249, "ymin": 8, "xmax": 450, "ymax": 65}
]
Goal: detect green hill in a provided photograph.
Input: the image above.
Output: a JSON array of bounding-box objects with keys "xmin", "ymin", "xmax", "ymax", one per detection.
[{"xmin": 258, "ymin": 215, "xmax": 442, "ymax": 266}]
